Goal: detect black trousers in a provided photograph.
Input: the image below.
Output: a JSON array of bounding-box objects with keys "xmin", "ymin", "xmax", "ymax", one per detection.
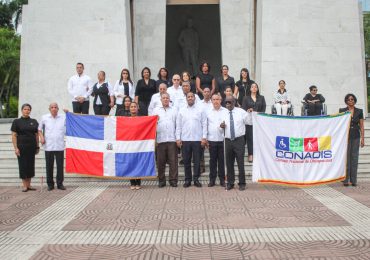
[
  {"xmin": 138, "ymin": 101, "xmax": 149, "ymax": 116},
  {"xmin": 93, "ymin": 104, "xmax": 110, "ymax": 115},
  {"xmin": 245, "ymin": 125, "xmax": 253, "ymax": 156},
  {"xmin": 208, "ymin": 141, "xmax": 225, "ymax": 184},
  {"xmin": 182, "ymin": 141, "xmax": 201, "ymax": 183},
  {"xmin": 45, "ymin": 151, "xmax": 64, "ymax": 187},
  {"xmin": 72, "ymin": 101, "xmax": 89, "ymax": 114},
  {"xmin": 307, "ymin": 103, "xmax": 323, "ymax": 116},
  {"xmin": 225, "ymin": 136, "xmax": 246, "ymax": 186},
  {"xmin": 345, "ymin": 137, "xmax": 360, "ymax": 185}
]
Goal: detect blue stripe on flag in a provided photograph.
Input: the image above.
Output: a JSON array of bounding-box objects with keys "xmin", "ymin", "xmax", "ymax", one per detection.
[
  {"xmin": 115, "ymin": 152, "xmax": 156, "ymax": 177},
  {"xmin": 66, "ymin": 113, "xmax": 105, "ymax": 140}
]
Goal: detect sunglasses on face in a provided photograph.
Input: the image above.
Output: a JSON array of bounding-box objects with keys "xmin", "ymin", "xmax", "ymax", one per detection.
[{"xmin": 225, "ymin": 101, "xmax": 232, "ymax": 104}]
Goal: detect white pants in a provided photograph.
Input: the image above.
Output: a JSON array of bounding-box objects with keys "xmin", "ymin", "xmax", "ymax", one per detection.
[{"xmin": 275, "ymin": 103, "xmax": 290, "ymax": 115}]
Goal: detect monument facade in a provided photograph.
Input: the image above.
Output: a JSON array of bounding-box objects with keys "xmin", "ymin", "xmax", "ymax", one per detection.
[{"xmin": 19, "ymin": 0, "xmax": 366, "ymax": 118}]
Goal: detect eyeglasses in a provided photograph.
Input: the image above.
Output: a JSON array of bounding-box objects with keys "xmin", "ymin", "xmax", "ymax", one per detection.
[{"xmin": 225, "ymin": 101, "xmax": 232, "ymax": 104}]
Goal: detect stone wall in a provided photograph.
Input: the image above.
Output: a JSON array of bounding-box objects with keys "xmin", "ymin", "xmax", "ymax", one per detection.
[
  {"xmin": 256, "ymin": 0, "xmax": 366, "ymax": 114},
  {"xmin": 19, "ymin": 0, "xmax": 132, "ymax": 119}
]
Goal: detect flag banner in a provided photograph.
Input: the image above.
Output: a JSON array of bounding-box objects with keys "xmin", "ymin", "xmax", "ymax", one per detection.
[
  {"xmin": 65, "ymin": 113, "xmax": 158, "ymax": 179},
  {"xmin": 252, "ymin": 113, "xmax": 351, "ymax": 186}
]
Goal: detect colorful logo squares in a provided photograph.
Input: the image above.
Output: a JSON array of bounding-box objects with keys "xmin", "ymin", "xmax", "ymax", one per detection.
[{"xmin": 276, "ymin": 136, "xmax": 331, "ymax": 152}]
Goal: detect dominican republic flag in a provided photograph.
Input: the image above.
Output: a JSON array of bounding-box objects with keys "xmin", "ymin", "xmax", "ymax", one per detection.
[{"xmin": 65, "ymin": 113, "xmax": 158, "ymax": 178}]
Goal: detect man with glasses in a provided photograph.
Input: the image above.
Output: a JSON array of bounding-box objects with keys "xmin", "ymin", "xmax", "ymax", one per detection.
[
  {"xmin": 220, "ymin": 96, "xmax": 249, "ymax": 191},
  {"xmin": 167, "ymin": 74, "xmax": 183, "ymax": 110},
  {"xmin": 303, "ymin": 85, "xmax": 325, "ymax": 116}
]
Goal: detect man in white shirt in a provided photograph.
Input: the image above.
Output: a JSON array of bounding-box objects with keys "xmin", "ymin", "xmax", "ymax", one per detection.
[
  {"xmin": 148, "ymin": 83, "xmax": 171, "ymax": 115},
  {"xmin": 67, "ymin": 62, "xmax": 92, "ymax": 114},
  {"xmin": 206, "ymin": 94, "xmax": 227, "ymax": 187},
  {"xmin": 38, "ymin": 103, "xmax": 66, "ymax": 191},
  {"xmin": 152, "ymin": 93, "xmax": 178, "ymax": 187},
  {"xmin": 199, "ymin": 87, "xmax": 212, "ymax": 173},
  {"xmin": 173, "ymin": 81, "xmax": 201, "ymax": 111},
  {"xmin": 220, "ymin": 96, "xmax": 249, "ymax": 191},
  {"xmin": 176, "ymin": 92, "xmax": 207, "ymax": 188},
  {"xmin": 167, "ymin": 74, "xmax": 183, "ymax": 109}
]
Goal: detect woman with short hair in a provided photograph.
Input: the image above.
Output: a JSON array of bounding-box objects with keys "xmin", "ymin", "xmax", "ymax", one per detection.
[
  {"xmin": 274, "ymin": 80, "xmax": 291, "ymax": 115},
  {"xmin": 135, "ymin": 67, "xmax": 157, "ymax": 116},
  {"xmin": 92, "ymin": 71, "xmax": 114, "ymax": 115},
  {"xmin": 11, "ymin": 103, "xmax": 40, "ymax": 192},
  {"xmin": 339, "ymin": 94, "xmax": 365, "ymax": 186},
  {"xmin": 196, "ymin": 61, "xmax": 216, "ymax": 99}
]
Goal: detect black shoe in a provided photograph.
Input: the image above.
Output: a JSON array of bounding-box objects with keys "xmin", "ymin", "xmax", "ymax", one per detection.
[
  {"xmin": 352, "ymin": 183, "xmax": 357, "ymax": 187},
  {"xmin": 201, "ymin": 167, "xmax": 205, "ymax": 173},
  {"xmin": 179, "ymin": 159, "xmax": 184, "ymax": 165},
  {"xmin": 220, "ymin": 181, "xmax": 226, "ymax": 187},
  {"xmin": 170, "ymin": 183, "xmax": 178, "ymax": 187},
  {"xmin": 226, "ymin": 184, "xmax": 234, "ymax": 190},
  {"xmin": 194, "ymin": 181, "xmax": 202, "ymax": 187},
  {"xmin": 208, "ymin": 182, "xmax": 215, "ymax": 187},
  {"xmin": 343, "ymin": 183, "xmax": 349, "ymax": 187},
  {"xmin": 158, "ymin": 182, "xmax": 166, "ymax": 188},
  {"xmin": 47, "ymin": 186, "xmax": 54, "ymax": 191},
  {"xmin": 239, "ymin": 185, "xmax": 246, "ymax": 191},
  {"xmin": 57, "ymin": 185, "xmax": 66, "ymax": 190},
  {"xmin": 183, "ymin": 182, "xmax": 191, "ymax": 188}
]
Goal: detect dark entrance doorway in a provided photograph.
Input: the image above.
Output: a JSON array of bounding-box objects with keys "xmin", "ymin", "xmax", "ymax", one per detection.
[{"xmin": 165, "ymin": 4, "xmax": 222, "ymax": 78}]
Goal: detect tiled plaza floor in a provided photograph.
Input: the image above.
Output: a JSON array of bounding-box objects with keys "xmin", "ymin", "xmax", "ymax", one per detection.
[{"xmin": 1, "ymin": 180, "xmax": 370, "ymax": 259}]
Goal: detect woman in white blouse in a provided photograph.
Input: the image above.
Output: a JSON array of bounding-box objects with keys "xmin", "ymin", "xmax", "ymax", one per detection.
[
  {"xmin": 274, "ymin": 80, "xmax": 291, "ymax": 115},
  {"xmin": 114, "ymin": 68, "xmax": 135, "ymax": 115}
]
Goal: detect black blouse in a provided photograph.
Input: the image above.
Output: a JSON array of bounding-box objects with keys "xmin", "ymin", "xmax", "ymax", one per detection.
[
  {"xmin": 135, "ymin": 79, "xmax": 157, "ymax": 104},
  {"xmin": 196, "ymin": 73, "xmax": 214, "ymax": 89},
  {"xmin": 303, "ymin": 93, "xmax": 325, "ymax": 103},
  {"xmin": 242, "ymin": 95, "xmax": 266, "ymax": 113},
  {"xmin": 116, "ymin": 108, "xmax": 131, "ymax": 117},
  {"xmin": 339, "ymin": 107, "xmax": 364, "ymax": 139},
  {"xmin": 235, "ymin": 79, "xmax": 255, "ymax": 105},
  {"xmin": 216, "ymin": 76, "xmax": 235, "ymax": 95},
  {"xmin": 11, "ymin": 117, "xmax": 38, "ymax": 145}
]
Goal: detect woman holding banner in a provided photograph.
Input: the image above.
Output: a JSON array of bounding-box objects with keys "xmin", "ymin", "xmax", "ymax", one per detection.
[
  {"xmin": 242, "ymin": 83, "xmax": 266, "ymax": 163},
  {"xmin": 129, "ymin": 102, "xmax": 142, "ymax": 190},
  {"xmin": 339, "ymin": 94, "xmax": 365, "ymax": 187}
]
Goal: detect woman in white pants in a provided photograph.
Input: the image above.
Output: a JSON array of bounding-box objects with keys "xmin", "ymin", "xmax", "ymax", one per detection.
[{"xmin": 274, "ymin": 80, "xmax": 291, "ymax": 115}]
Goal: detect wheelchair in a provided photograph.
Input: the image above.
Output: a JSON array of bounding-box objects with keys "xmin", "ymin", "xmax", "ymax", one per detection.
[
  {"xmin": 301, "ymin": 101, "xmax": 327, "ymax": 116},
  {"xmin": 271, "ymin": 103, "xmax": 294, "ymax": 116}
]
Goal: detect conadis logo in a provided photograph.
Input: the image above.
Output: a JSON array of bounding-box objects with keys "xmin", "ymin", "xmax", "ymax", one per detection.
[{"xmin": 275, "ymin": 136, "xmax": 333, "ymax": 163}]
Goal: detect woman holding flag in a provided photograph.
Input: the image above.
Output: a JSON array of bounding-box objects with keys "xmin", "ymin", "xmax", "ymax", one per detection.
[{"xmin": 128, "ymin": 102, "xmax": 142, "ymax": 190}]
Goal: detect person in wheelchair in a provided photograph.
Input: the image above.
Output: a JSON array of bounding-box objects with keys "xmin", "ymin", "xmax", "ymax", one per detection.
[
  {"xmin": 303, "ymin": 85, "xmax": 325, "ymax": 116},
  {"xmin": 273, "ymin": 80, "xmax": 292, "ymax": 115}
]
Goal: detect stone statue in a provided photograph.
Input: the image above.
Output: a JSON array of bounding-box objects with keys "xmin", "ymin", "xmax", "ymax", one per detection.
[{"xmin": 178, "ymin": 18, "xmax": 199, "ymax": 76}]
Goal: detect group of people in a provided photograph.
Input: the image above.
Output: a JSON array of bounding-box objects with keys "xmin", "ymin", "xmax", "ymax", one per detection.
[{"xmin": 10, "ymin": 62, "xmax": 365, "ymax": 192}]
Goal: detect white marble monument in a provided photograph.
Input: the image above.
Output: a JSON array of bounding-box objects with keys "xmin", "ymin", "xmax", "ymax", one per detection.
[{"xmin": 19, "ymin": 0, "xmax": 366, "ymax": 118}]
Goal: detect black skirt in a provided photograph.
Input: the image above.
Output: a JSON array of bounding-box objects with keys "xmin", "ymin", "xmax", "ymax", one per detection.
[{"xmin": 17, "ymin": 136, "xmax": 36, "ymax": 179}]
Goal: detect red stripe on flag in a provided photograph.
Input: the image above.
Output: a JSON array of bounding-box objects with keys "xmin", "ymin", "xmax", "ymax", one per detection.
[
  {"xmin": 66, "ymin": 148, "xmax": 104, "ymax": 176},
  {"xmin": 116, "ymin": 116, "xmax": 158, "ymax": 141}
]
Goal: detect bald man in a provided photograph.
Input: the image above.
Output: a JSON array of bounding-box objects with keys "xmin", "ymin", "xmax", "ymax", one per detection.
[{"xmin": 38, "ymin": 103, "xmax": 66, "ymax": 191}]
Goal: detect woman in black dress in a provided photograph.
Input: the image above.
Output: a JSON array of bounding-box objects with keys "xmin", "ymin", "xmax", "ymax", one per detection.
[
  {"xmin": 196, "ymin": 62, "xmax": 216, "ymax": 99},
  {"xmin": 303, "ymin": 85, "xmax": 325, "ymax": 116},
  {"xmin": 235, "ymin": 68, "xmax": 255, "ymax": 107},
  {"xmin": 135, "ymin": 67, "xmax": 157, "ymax": 116},
  {"xmin": 339, "ymin": 94, "xmax": 365, "ymax": 187},
  {"xmin": 156, "ymin": 67, "xmax": 170, "ymax": 91},
  {"xmin": 116, "ymin": 96, "xmax": 132, "ymax": 116},
  {"xmin": 11, "ymin": 104, "xmax": 40, "ymax": 192},
  {"xmin": 128, "ymin": 102, "xmax": 142, "ymax": 190},
  {"xmin": 242, "ymin": 83, "xmax": 266, "ymax": 163}
]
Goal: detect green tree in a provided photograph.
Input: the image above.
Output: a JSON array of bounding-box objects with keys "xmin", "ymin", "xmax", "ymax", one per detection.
[
  {"xmin": 364, "ymin": 12, "xmax": 370, "ymax": 60},
  {"xmin": 0, "ymin": 28, "xmax": 20, "ymax": 118}
]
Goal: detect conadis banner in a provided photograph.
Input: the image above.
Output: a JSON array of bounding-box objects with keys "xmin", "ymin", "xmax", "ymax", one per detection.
[{"xmin": 252, "ymin": 113, "xmax": 351, "ymax": 186}]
